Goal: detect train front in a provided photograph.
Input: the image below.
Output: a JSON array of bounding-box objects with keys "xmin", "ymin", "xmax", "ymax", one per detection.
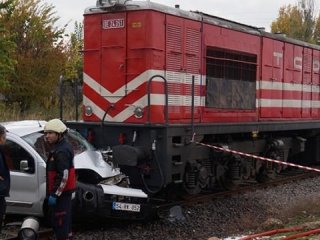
[{"xmin": 83, "ymin": 0, "xmax": 169, "ymax": 124}]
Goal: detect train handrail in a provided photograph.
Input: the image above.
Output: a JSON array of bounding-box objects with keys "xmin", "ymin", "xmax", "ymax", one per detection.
[
  {"xmin": 147, "ymin": 75, "xmax": 168, "ymax": 124},
  {"xmin": 191, "ymin": 75, "xmax": 195, "ymax": 137}
]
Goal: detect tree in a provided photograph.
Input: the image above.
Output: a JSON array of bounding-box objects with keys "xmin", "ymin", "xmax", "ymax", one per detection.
[
  {"xmin": 314, "ymin": 16, "xmax": 320, "ymax": 44},
  {"xmin": 0, "ymin": 0, "xmax": 16, "ymax": 90},
  {"xmin": 2, "ymin": 0, "xmax": 67, "ymax": 112},
  {"xmin": 60, "ymin": 22, "xmax": 84, "ymax": 118},
  {"xmin": 301, "ymin": 0, "xmax": 315, "ymax": 42},
  {"xmin": 271, "ymin": 0, "xmax": 317, "ymax": 43},
  {"xmin": 64, "ymin": 21, "xmax": 83, "ymax": 81}
]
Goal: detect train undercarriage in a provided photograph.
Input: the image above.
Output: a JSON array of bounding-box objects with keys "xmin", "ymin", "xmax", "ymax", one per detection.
[{"xmin": 66, "ymin": 120, "xmax": 320, "ymax": 196}]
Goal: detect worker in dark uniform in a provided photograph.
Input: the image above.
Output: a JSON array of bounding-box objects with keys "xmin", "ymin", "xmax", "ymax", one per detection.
[
  {"xmin": 0, "ymin": 124, "xmax": 10, "ymax": 233},
  {"xmin": 44, "ymin": 119, "xmax": 76, "ymax": 240}
]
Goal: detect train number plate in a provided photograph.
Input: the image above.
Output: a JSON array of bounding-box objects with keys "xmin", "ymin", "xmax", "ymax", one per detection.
[{"xmin": 112, "ymin": 202, "xmax": 141, "ymax": 212}]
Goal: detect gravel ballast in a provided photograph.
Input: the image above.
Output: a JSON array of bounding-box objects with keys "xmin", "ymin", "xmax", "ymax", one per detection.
[{"xmin": 72, "ymin": 175, "xmax": 320, "ymax": 240}]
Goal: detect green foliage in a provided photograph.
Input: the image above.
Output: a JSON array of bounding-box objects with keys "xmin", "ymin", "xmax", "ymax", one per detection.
[
  {"xmin": 2, "ymin": 0, "xmax": 67, "ymax": 112},
  {"xmin": 0, "ymin": 0, "xmax": 84, "ymax": 119},
  {"xmin": 271, "ymin": 0, "xmax": 318, "ymax": 43},
  {"xmin": 314, "ymin": 17, "xmax": 320, "ymax": 44},
  {"xmin": 64, "ymin": 21, "xmax": 83, "ymax": 81},
  {"xmin": 0, "ymin": 0, "xmax": 16, "ymax": 89}
]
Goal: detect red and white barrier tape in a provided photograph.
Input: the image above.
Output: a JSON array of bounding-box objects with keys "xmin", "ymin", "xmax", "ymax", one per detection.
[{"xmin": 195, "ymin": 141, "xmax": 320, "ymax": 173}]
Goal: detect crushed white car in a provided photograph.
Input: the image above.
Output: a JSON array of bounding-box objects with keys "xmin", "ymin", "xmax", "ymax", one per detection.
[{"xmin": 2, "ymin": 120, "xmax": 151, "ymax": 220}]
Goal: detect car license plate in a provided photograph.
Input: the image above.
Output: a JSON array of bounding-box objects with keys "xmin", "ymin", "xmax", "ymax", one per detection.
[{"xmin": 112, "ymin": 202, "xmax": 141, "ymax": 212}]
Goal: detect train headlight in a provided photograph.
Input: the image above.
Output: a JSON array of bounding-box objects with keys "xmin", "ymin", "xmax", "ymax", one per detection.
[
  {"xmin": 134, "ymin": 106, "xmax": 144, "ymax": 119},
  {"xmin": 85, "ymin": 105, "xmax": 93, "ymax": 117}
]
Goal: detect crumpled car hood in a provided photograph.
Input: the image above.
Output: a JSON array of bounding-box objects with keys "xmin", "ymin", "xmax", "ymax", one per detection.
[{"xmin": 74, "ymin": 150, "xmax": 121, "ymax": 178}]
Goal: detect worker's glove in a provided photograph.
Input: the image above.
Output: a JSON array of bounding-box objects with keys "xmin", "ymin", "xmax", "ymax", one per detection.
[{"xmin": 48, "ymin": 195, "xmax": 57, "ymax": 206}]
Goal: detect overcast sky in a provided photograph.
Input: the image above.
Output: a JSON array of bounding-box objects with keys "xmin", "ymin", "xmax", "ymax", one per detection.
[{"xmin": 43, "ymin": 0, "xmax": 320, "ymax": 33}]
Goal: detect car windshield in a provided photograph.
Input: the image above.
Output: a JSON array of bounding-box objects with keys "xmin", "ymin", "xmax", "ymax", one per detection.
[{"xmin": 22, "ymin": 129, "xmax": 95, "ymax": 160}]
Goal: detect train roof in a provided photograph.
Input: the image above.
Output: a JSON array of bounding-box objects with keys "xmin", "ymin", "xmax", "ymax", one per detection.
[{"xmin": 85, "ymin": 0, "xmax": 320, "ymax": 50}]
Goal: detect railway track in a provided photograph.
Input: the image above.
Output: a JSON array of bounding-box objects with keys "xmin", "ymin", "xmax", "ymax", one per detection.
[{"xmin": 156, "ymin": 168, "xmax": 319, "ymax": 214}]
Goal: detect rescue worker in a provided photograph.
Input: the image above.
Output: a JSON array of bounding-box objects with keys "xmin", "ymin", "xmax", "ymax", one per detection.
[
  {"xmin": 44, "ymin": 119, "xmax": 76, "ymax": 240},
  {"xmin": 0, "ymin": 124, "xmax": 10, "ymax": 233}
]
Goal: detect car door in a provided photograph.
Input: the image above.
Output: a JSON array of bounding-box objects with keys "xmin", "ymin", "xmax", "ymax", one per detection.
[{"xmin": 4, "ymin": 134, "xmax": 45, "ymax": 216}]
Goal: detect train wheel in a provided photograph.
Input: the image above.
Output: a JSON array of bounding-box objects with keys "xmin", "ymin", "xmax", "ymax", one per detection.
[
  {"xmin": 256, "ymin": 166, "xmax": 269, "ymax": 183},
  {"xmin": 266, "ymin": 150, "xmax": 283, "ymax": 179},
  {"xmin": 216, "ymin": 162, "xmax": 240, "ymax": 190},
  {"xmin": 183, "ymin": 161, "xmax": 209, "ymax": 195},
  {"xmin": 256, "ymin": 164, "xmax": 281, "ymax": 182},
  {"xmin": 240, "ymin": 159, "xmax": 252, "ymax": 180},
  {"xmin": 256, "ymin": 149, "xmax": 283, "ymax": 182}
]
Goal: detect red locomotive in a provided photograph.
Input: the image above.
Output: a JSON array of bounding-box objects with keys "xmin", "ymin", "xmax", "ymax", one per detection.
[{"xmin": 68, "ymin": 0, "xmax": 320, "ymax": 195}]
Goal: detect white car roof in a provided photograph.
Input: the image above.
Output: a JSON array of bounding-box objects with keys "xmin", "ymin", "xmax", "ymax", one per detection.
[{"xmin": 2, "ymin": 120, "xmax": 46, "ymax": 137}]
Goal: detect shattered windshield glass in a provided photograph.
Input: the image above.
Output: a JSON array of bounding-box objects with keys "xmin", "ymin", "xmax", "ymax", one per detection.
[{"xmin": 23, "ymin": 129, "xmax": 95, "ymax": 160}]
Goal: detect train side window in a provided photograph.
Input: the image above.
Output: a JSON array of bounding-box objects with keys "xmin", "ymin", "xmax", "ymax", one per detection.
[
  {"xmin": 3, "ymin": 140, "xmax": 35, "ymax": 173},
  {"xmin": 205, "ymin": 47, "xmax": 257, "ymax": 110}
]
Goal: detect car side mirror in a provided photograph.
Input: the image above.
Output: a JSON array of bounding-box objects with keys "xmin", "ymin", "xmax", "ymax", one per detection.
[{"xmin": 20, "ymin": 160, "xmax": 29, "ymax": 171}]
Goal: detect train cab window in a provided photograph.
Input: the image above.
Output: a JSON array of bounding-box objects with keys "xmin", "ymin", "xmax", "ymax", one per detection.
[
  {"xmin": 205, "ymin": 47, "xmax": 257, "ymax": 110},
  {"xmin": 3, "ymin": 140, "xmax": 35, "ymax": 173}
]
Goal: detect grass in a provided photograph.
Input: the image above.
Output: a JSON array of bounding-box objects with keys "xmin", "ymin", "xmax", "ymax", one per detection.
[
  {"xmin": 278, "ymin": 197, "xmax": 320, "ymax": 226},
  {"xmin": 240, "ymin": 197, "xmax": 320, "ymax": 239},
  {"xmin": 0, "ymin": 102, "xmax": 82, "ymax": 122}
]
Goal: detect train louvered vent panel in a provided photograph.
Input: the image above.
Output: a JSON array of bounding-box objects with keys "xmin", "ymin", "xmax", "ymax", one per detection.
[
  {"xmin": 185, "ymin": 27, "xmax": 201, "ymax": 112},
  {"xmin": 167, "ymin": 71, "xmax": 182, "ymax": 114},
  {"xmin": 185, "ymin": 27, "xmax": 200, "ymax": 73},
  {"xmin": 166, "ymin": 24, "xmax": 183, "ymax": 114},
  {"xmin": 166, "ymin": 24, "xmax": 182, "ymax": 71},
  {"xmin": 184, "ymin": 75, "xmax": 201, "ymax": 113},
  {"xmin": 303, "ymin": 50, "xmax": 312, "ymax": 74}
]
